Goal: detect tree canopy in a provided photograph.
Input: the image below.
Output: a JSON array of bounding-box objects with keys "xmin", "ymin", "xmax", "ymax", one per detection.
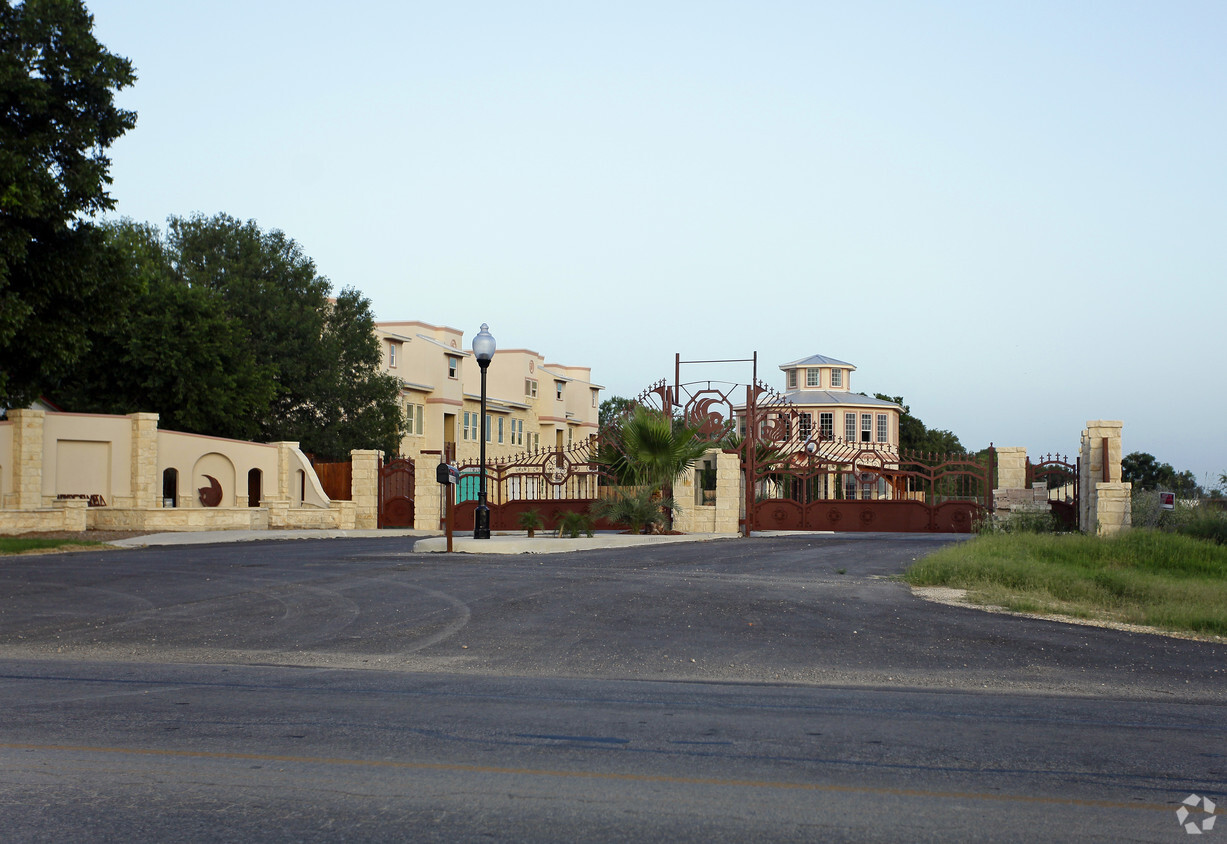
[
  {"xmin": 873, "ymin": 394, "xmax": 966, "ymax": 454},
  {"xmin": 53, "ymin": 215, "xmax": 406, "ymax": 458},
  {"xmin": 1122, "ymin": 451, "xmax": 1202, "ymax": 498},
  {"xmin": 0, "ymin": 0, "xmax": 137, "ymax": 406}
]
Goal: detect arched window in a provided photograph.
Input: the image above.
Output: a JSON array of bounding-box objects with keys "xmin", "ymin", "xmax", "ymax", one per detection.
[
  {"xmin": 247, "ymin": 469, "xmax": 262, "ymax": 508},
  {"xmin": 162, "ymin": 468, "xmax": 178, "ymax": 508}
]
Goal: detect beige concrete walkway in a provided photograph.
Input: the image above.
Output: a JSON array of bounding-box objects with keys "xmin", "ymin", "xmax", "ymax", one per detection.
[{"xmin": 108, "ymin": 529, "xmax": 823, "ymax": 552}]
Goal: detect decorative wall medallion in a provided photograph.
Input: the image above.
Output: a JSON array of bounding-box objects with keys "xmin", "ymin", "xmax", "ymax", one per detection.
[{"xmin": 198, "ymin": 475, "xmax": 222, "ymax": 507}]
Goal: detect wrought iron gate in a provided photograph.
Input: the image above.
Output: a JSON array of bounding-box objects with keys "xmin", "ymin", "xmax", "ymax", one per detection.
[
  {"xmin": 379, "ymin": 457, "xmax": 415, "ymax": 528},
  {"xmin": 1027, "ymin": 453, "xmax": 1079, "ymax": 530}
]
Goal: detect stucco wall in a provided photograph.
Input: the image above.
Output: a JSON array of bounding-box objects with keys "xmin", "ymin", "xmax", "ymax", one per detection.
[
  {"xmin": 158, "ymin": 430, "xmax": 279, "ymax": 508},
  {"xmin": 40, "ymin": 413, "xmax": 134, "ymax": 505}
]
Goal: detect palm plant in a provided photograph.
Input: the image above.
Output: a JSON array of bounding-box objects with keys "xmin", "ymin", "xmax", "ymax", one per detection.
[
  {"xmin": 515, "ymin": 508, "xmax": 544, "ymax": 538},
  {"xmin": 589, "ymin": 486, "xmax": 677, "ymax": 535},
  {"xmin": 597, "ymin": 405, "xmax": 712, "ymax": 527}
]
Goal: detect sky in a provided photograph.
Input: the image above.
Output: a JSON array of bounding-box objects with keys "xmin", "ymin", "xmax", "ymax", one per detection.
[{"xmin": 87, "ymin": 1, "xmax": 1226, "ymax": 485}]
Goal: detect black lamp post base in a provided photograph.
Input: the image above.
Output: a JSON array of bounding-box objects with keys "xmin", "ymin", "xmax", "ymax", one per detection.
[{"xmin": 474, "ymin": 505, "xmax": 491, "ymax": 539}]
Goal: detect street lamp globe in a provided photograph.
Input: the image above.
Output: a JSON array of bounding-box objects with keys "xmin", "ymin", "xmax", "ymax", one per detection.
[{"xmin": 473, "ymin": 323, "xmax": 496, "ymax": 365}]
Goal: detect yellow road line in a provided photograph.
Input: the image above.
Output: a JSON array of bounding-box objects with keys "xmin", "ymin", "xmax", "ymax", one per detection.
[{"xmin": 2, "ymin": 741, "xmax": 1216, "ymax": 816}]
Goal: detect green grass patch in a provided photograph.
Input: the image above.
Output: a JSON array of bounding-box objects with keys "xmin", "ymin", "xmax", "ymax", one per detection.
[
  {"xmin": 905, "ymin": 529, "xmax": 1227, "ymax": 637},
  {"xmin": 0, "ymin": 537, "xmax": 106, "ymax": 555}
]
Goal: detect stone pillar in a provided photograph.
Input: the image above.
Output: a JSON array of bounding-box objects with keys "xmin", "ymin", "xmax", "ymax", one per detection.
[
  {"xmin": 270, "ymin": 442, "xmax": 300, "ymax": 505},
  {"xmin": 350, "ymin": 449, "xmax": 382, "ymax": 529},
  {"xmin": 671, "ymin": 464, "xmax": 698, "ymax": 533},
  {"xmin": 414, "ymin": 453, "xmax": 443, "ymax": 531},
  {"xmin": 713, "ymin": 450, "xmax": 742, "ymax": 534},
  {"xmin": 995, "ymin": 447, "xmax": 1027, "ymax": 491},
  {"xmin": 1080, "ymin": 421, "xmax": 1131, "ymax": 536},
  {"xmin": 129, "ymin": 412, "xmax": 161, "ymax": 510},
  {"xmin": 8, "ymin": 409, "xmax": 45, "ymax": 510},
  {"xmin": 53, "ymin": 497, "xmax": 88, "ymax": 530}
]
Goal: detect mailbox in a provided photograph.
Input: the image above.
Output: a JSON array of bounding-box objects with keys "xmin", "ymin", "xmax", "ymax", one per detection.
[{"xmin": 435, "ymin": 463, "xmax": 459, "ymax": 485}]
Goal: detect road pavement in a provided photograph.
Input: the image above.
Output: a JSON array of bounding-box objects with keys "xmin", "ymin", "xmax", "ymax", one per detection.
[{"xmin": 1, "ymin": 533, "xmax": 1223, "ymax": 841}]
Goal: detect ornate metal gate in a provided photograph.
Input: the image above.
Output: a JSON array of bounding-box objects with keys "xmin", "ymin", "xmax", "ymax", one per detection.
[
  {"xmin": 378, "ymin": 457, "xmax": 415, "ymax": 528},
  {"xmin": 1027, "ymin": 453, "xmax": 1079, "ymax": 530},
  {"xmin": 620, "ymin": 358, "xmax": 992, "ymax": 534},
  {"xmin": 452, "ymin": 441, "xmax": 620, "ymax": 531}
]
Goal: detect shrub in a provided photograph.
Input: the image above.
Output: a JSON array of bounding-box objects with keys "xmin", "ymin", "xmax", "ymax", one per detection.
[
  {"xmin": 556, "ymin": 511, "xmax": 594, "ymax": 538},
  {"xmin": 515, "ymin": 509, "xmax": 544, "ymax": 537},
  {"xmin": 976, "ymin": 507, "xmax": 1058, "ymax": 535}
]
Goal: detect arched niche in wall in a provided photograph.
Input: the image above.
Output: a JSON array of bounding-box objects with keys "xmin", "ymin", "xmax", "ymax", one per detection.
[
  {"xmin": 162, "ymin": 468, "xmax": 179, "ymax": 508},
  {"xmin": 191, "ymin": 452, "xmax": 236, "ymax": 508},
  {"xmin": 248, "ymin": 468, "xmax": 262, "ymax": 508}
]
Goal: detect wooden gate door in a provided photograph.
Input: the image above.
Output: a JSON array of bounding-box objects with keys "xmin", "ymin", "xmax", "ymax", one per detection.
[{"xmin": 379, "ymin": 458, "xmax": 415, "ymax": 528}]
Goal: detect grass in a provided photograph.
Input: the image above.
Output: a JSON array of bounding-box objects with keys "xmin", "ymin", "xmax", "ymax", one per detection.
[
  {"xmin": 904, "ymin": 529, "xmax": 1227, "ymax": 638},
  {"xmin": 0, "ymin": 537, "xmax": 106, "ymax": 555}
]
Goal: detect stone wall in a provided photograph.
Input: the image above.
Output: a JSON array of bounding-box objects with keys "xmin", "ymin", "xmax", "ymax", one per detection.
[
  {"xmin": 1, "ymin": 410, "xmax": 354, "ymax": 534},
  {"xmin": 671, "ymin": 448, "xmax": 741, "ymax": 535}
]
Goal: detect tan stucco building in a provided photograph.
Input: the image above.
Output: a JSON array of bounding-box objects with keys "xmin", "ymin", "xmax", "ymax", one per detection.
[{"xmin": 374, "ymin": 321, "xmax": 602, "ymax": 465}]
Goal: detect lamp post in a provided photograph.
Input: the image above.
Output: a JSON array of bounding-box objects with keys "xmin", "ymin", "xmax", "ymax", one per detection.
[{"xmin": 472, "ymin": 323, "xmax": 496, "ymax": 539}]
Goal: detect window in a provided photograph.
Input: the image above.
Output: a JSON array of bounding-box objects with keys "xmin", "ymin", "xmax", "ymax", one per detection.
[
  {"xmin": 806, "ymin": 369, "xmax": 820, "ymax": 388},
  {"xmin": 387, "ymin": 342, "xmax": 397, "ymax": 368},
  {"xmin": 485, "ymin": 414, "xmax": 492, "ymax": 443},
  {"xmin": 555, "ymin": 381, "xmax": 564, "ymax": 401},
  {"xmin": 819, "ymin": 412, "xmax": 833, "ymax": 439},
  {"xmin": 525, "ymin": 378, "xmax": 538, "ymax": 398},
  {"xmin": 405, "ymin": 403, "xmax": 424, "ymax": 436},
  {"xmin": 448, "ymin": 357, "xmax": 458, "ymax": 379},
  {"xmin": 787, "ymin": 370, "xmax": 797, "ymax": 389},
  {"xmin": 568, "ymin": 427, "xmax": 574, "ymax": 446},
  {"xmin": 845, "ymin": 412, "xmax": 856, "ymax": 442},
  {"xmin": 512, "ymin": 418, "xmax": 523, "ymax": 446},
  {"xmin": 497, "ymin": 416, "xmax": 504, "ymax": 444},
  {"xmin": 861, "ymin": 413, "xmax": 872, "ymax": 443},
  {"xmin": 591, "ymin": 388, "xmax": 599, "ymax": 408},
  {"xmin": 844, "ymin": 473, "xmax": 857, "ymax": 500},
  {"xmin": 831, "ymin": 368, "xmax": 843, "ymax": 388},
  {"xmin": 877, "ymin": 413, "xmax": 888, "ymax": 443},
  {"xmin": 529, "ymin": 431, "xmax": 540, "ymax": 451},
  {"xmin": 798, "ymin": 412, "xmax": 812, "ymax": 440},
  {"xmin": 462, "ymin": 411, "xmax": 478, "ymax": 441}
]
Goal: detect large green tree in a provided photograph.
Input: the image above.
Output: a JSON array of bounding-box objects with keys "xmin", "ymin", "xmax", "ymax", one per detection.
[
  {"xmin": 54, "ymin": 215, "xmax": 406, "ymax": 458},
  {"xmin": 1122, "ymin": 451, "xmax": 1202, "ymax": 497},
  {"xmin": 873, "ymin": 394, "xmax": 965, "ymax": 454},
  {"xmin": 0, "ymin": 0, "xmax": 137, "ymax": 406}
]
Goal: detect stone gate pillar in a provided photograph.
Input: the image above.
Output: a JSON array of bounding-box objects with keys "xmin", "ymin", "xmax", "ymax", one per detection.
[
  {"xmin": 129, "ymin": 412, "xmax": 161, "ymax": 510},
  {"xmin": 1080, "ymin": 420, "xmax": 1131, "ymax": 536},
  {"xmin": 7, "ymin": 409, "xmax": 44, "ymax": 510},
  {"xmin": 350, "ymin": 449, "xmax": 382, "ymax": 529}
]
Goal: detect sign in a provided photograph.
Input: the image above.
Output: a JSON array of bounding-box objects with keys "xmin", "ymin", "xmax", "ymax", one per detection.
[{"xmin": 1159, "ymin": 491, "xmax": 1175, "ymax": 511}]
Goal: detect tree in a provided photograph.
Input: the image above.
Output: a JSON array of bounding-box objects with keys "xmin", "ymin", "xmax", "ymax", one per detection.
[
  {"xmin": 0, "ymin": 0, "xmax": 137, "ymax": 406},
  {"xmin": 874, "ymin": 394, "xmax": 965, "ymax": 454},
  {"xmin": 54, "ymin": 221, "xmax": 276, "ymax": 439},
  {"xmin": 53, "ymin": 215, "xmax": 406, "ymax": 458},
  {"xmin": 599, "ymin": 395, "xmax": 635, "ymax": 430},
  {"xmin": 1122, "ymin": 452, "xmax": 1203, "ymax": 497}
]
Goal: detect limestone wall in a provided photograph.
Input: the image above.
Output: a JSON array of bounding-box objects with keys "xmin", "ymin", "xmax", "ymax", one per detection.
[
  {"xmin": 0, "ymin": 409, "xmax": 347, "ymax": 535},
  {"xmin": 670, "ymin": 448, "xmax": 741, "ymax": 535}
]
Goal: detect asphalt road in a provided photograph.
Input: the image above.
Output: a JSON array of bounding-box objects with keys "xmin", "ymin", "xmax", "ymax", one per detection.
[{"xmin": 1, "ymin": 534, "xmax": 1224, "ymax": 842}]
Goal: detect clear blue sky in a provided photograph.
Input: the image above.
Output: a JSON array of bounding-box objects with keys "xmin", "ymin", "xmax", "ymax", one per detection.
[{"xmin": 90, "ymin": 1, "xmax": 1226, "ymax": 485}]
